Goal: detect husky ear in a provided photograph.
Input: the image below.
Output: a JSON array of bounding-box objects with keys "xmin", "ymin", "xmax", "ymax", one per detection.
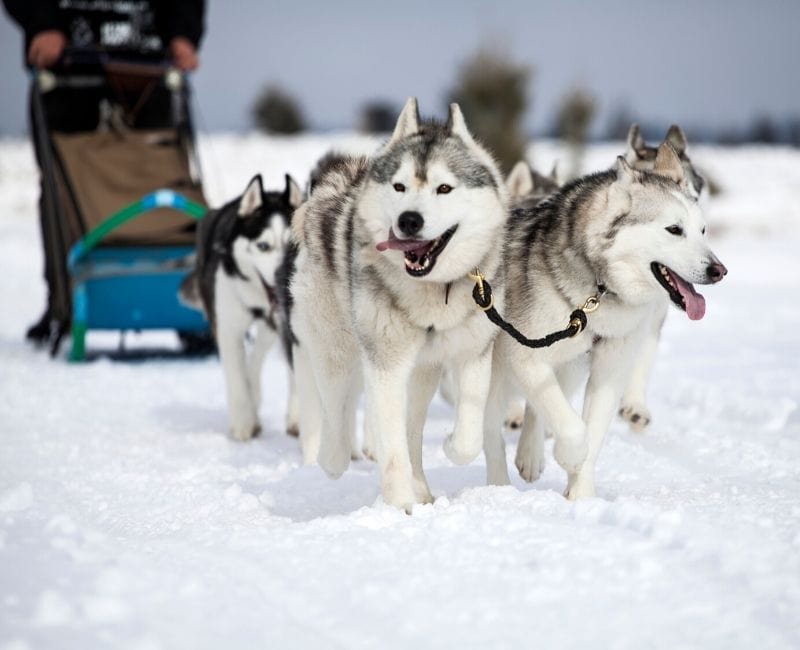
[
  {"xmin": 238, "ymin": 174, "xmax": 264, "ymax": 217},
  {"xmin": 653, "ymin": 142, "xmax": 685, "ymax": 184},
  {"xmin": 626, "ymin": 124, "xmax": 645, "ymax": 161},
  {"xmin": 447, "ymin": 102, "xmax": 476, "ymax": 144},
  {"xmin": 665, "ymin": 124, "xmax": 688, "ymax": 156},
  {"xmin": 284, "ymin": 174, "xmax": 304, "ymax": 209},
  {"xmin": 549, "ymin": 163, "xmax": 559, "ymax": 184},
  {"xmin": 388, "ymin": 97, "xmax": 420, "ymax": 145},
  {"xmin": 506, "ymin": 161, "xmax": 534, "ymax": 197},
  {"xmin": 614, "ymin": 156, "xmax": 637, "ymax": 187}
]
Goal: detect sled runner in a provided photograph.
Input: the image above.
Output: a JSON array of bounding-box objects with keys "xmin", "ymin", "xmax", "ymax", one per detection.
[{"xmin": 30, "ymin": 50, "xmax": 211, "ymax": 360}]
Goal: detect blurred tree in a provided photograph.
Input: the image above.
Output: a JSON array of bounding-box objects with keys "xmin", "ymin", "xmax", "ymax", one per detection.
[
  {"xmin": 252, "ymin": 85, "xmax": 306, "ymax": 134},
  {"xmin": 787, "ymin": 117, "xmax": 800, "ymax": 147},
  {"xmin": 749, "ymin": 115, "xmax": 778, "ymax": 144},
  {"xmin": 556, "ymin": 88, "xmax": 596, "ymax": 180},
  {"xmin": 448, "ymin": 48, "xmax": 531, "ymax": 175},
  {"xmin": 359, "ymin": 101, "xmax": 398, "ymax": 134},
  {"xmin": 606, "ymin": 103, "xmax": 636, "ymax": 141}
]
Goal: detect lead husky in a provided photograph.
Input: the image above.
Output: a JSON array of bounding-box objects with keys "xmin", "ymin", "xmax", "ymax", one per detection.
[
  {"xmin": 483, "ymin": 143, "xmax": 727, "ymax": 498},
  {"xmin": 617, "ymin": 123, "xmax": 708, "ymax": 431},
  {"xmin": 180, "ymin": 174, "xmax": 303, "ymax": 441},
  {"xmin": 290, "ymin": 98, "xmax": 508, "ymax": 511}
]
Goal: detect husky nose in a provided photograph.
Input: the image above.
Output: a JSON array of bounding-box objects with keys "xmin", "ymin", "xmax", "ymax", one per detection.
[
  {"xmin": 397, "ymin": 211, "xmax": 424, "ymax": 237},
  {"xmin": 707, "ymin": 261, "xmax": 727, "ymax": 283}
]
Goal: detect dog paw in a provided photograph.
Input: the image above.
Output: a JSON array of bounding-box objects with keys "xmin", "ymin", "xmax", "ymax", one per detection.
[
  {"xmin": 383, "ymin": 478, "xmax": 419, "ymax": 514},
  {"xmin": 285, "ymin": 421, "xmax": 300, "ymax": 438},
  {"xmin": 412, "ymin": 476, "xmax": 434, "ymax": 505},
  {"xmin": 230, "ymin": 420, "xmax": 260, "ymax": 442},
  {"xmin": 361, "ymin": 444, "xmax": 376, "ymax": 462},
  {"xmin": 553, "ymin": 428, "xmax": 588, "ymax": 474},
  {"xmin": 618, "ymin": 403, "xmax": 651, "ymax": 433},
  {"xmin": 317, "ymin": 435, "xmax": 351, "ymax": 479},
  {"xmin": 564, "ymin": 472, "xmax": 595, "ymax": 500},
  {"xmin": 504, "ymin": 401, "xmax": 525, "ymax": 430},
  {"xmin": 515, "ymin": 448, "xmax": 545, "ymax": 483},
  {"xmin": 443, "ymin": 432, "xmax": 482, "ymax": 465},
  {"xmin": 486, "ymin": 463, "xmax": 511, "ymax": 486}
]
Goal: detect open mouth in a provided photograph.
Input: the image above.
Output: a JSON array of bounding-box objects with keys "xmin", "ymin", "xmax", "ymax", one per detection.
[
  {"xmin": 650, "ymin": 262, "xmax": 705, "ymax": 320},
  {"xmin": 376, "ymin": 225, "xmax": 458, "ymax": 277}
]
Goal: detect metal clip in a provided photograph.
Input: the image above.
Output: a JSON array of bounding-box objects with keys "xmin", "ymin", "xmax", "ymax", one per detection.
[
  {"xmin": 582, "ymin": 296, "xmax": 600, "ymax": 313},
  {"xmin": 468, "ymin": 268, "xmax": 493, "ymax": 311},
  {"xmin": 468, "ymin": 268, "xmax": 486, "ymax": 301}
]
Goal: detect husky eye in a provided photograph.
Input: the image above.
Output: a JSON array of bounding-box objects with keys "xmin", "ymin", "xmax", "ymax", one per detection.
[
  {"xmin": 701, "ymin": 226, "xmax": 707, "ymax": 235},
  {"xmin": 665, "ymin": 225, "xmax": 684, "ymax": 236},
  {"xmin": 393, "ymin": 183, "xmax": 406, "ymax": 193},
  {"xmin": 256, "ymin": 242, "xmax": 272, "ymax": 252},
  {"xmin": 436, "ymin": 184, "xmax": 453, "ymax": 195}
]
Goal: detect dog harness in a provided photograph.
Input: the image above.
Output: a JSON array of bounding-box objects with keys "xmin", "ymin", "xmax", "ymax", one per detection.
[{"xmin": 469, "ymin": 268, "xmax": 605, "ymax": 349}]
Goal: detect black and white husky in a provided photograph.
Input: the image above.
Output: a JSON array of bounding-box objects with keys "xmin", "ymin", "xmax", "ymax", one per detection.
[
  {"xmin": 483, "ymin": 143, "xmax": 727, "ymax": 499},
  {"xmin": 290, "ymin": 98, "xmax": 508, "ymax": 511},
  {"xmin": 180, "ymin": 174, "xmax": 303, "ymax": 441}
]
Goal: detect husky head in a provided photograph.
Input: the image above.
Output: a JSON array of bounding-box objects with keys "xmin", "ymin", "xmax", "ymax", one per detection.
[
  {"xmin": 506, "ymin": 160, "xmax": 560, "ymax": 209},
  {"xmin": 596, "ymin": 145, "xmax": 726, "ymax": 320},
  {"xmin": 362, "ymin": 97, "xmax": 507, "ymax": 282},
  {"xmin": 230, "ymin": 174, "xmax": 303, "ymax": 299},
  {"xmin": 625, "ymin": 123, "xmax": 707, "ymax": 201}
]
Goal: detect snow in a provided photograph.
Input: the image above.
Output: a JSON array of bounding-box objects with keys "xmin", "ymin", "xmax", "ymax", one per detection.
[{"xmin": 1, "ymin": 134, "xmax": 800, "ymax": 649}]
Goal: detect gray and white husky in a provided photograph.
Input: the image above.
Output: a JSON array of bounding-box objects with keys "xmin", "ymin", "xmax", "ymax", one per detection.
[
  {"xmin": 618, "ymin": 123, "xmax": 708, "ymax": 431},
  {"xmin": 290, "ymin": 97, "xmax": 508, "ymax": 511},
  {"xmin": 483, "ymin": 143, "xmax": 727, "ymax": 498},
  {"xmin": 180, "ymin": 174, "xmax": 303, "ymax": 441}
]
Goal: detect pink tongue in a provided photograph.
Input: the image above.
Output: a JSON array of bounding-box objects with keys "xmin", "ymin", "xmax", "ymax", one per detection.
[
  {"xmin": 376, "ymin": 228, "xmax": 431, "ymax": 253},
  {"xmin": 669, "ymin": 270, "xmax": 706, "ymax": 320}
]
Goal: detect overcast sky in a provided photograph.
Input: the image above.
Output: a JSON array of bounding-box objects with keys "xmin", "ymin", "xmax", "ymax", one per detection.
[{"xmin": 2, "ymin": 0, "xmax": 799, "ymax": 137}]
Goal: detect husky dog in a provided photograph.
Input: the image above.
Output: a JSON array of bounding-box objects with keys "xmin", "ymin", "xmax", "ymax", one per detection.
[
  {"xmin": 180, "ymin": 174, "xmax": 303, "ymax": 441},
  {"xmin": 505, "ymin": 160, "xmax": 560, "ymax": 209},
  {"xmin": 618, "ymin": 124, "xmax": 707, "ymax": 431},
  {"xmin": 626, "ymin": 124, "xmax": 707, "ymax": 201},
  {"xmin": 484, "ymin": 143, "xmax": 727, "ymax": 498},
  {"xmin": 290, "ymin": 98, "xmax": 508, "ymax": 511}
]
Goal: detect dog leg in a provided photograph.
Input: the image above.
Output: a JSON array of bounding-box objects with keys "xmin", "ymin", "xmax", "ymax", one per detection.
[
  {"xmin": 504, "ymin": 399, "xmax": 526, "ymax": 430},
  {"xmin": 515, "ymin": 405, "xmax": 545, "ymax": 482},
  {"xmin": 347, "ymin": 373, "xmax": 364, "ymax": 461},
  {"xmin": 293, "ymin": 344, "xmax": 321, "ymax": 464},
  {"xmin": 566, "ymin": 335, "xmax": 642, "ymax": 500},
  {"xmin": 515, "ymin": 361, "xmax": 587, "ymax": 476},
  {"xmin": 438, "ymin": 366, "xmax": 457, "ymax": 407},
  {"xmin": 285, "ymin": 365, "xmax": 300, "ymax": 438},
  {"xmin": 363, "ymin": 357, "xmax": 418, "ymax": 513},
  {"xmin": 515, "ymin": 357, "xmax": 587, "ymax": 481},
  {"xmin": 443, "ymin": 342, "xmax": 494, "ymax": 465},
  {"xmin": 314, "ymin": 350, "xmax": 360, "ymax": 479},
  {"xmin": 619, "ymin": 303, "xmax": 666, "ymax": 432},
  {"xmin": 406, "ymin": 363, "xmax": 441, "ymax": 504},
  {"xmin": 362, "ymin": 419, "xmax": 376, "ymax": 461},
  {"xmin": 483, "ymin": 365, "xmax": 511, "ymax": 486},
  {"xmin": 246, "ymin": 320, "xmax": 277, "ymax": 416},
  {"xmin": 216, "ymin": 303, "xmax": 258, "ymax": 442}
]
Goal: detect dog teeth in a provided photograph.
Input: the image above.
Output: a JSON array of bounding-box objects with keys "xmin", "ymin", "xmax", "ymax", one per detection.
[
  {"xmin": 659, "ymin": 264, "xmax": 678, "ymax": 291},
  {"xmin": 404, "ymin": 254, "xmax": 431, "ymax": 272}
]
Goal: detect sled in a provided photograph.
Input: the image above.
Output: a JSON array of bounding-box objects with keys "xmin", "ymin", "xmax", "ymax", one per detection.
[{"xmin": 30, "ymin": 50, "xmax": 211, "ymax": 360}]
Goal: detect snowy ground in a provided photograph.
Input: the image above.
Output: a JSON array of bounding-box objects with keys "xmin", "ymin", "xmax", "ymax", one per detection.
[{"xmin": 1, "ymin": 135, "xmax": 799, "ymax": 650}]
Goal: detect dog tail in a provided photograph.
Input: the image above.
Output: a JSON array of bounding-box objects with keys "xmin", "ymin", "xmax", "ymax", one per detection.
[{"xmin": 178, "ymin": 271, "xmax": 203, "ymax": 311}]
